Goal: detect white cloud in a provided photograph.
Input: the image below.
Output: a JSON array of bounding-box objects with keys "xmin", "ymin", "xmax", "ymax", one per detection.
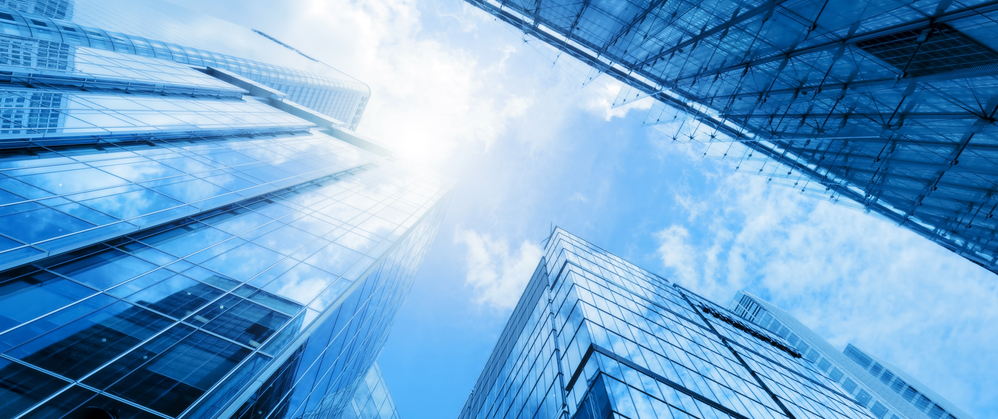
[
  {"xmin": 653, "ymin": 225, "xmax": 698, "ymax": 287},
  {"xmin": 652, "ymin": 170, "xmax": 998, "ymax": 417},
  {"xmin": 454, "ymin": 228, "xmax": 543, "ymax": 311},
  {"xmin": 231, "ymin": 0, "xmax": 538, "ymax": 167}
]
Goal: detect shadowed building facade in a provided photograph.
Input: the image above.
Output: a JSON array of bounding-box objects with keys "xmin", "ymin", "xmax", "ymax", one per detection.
[
  {"xmin": 730, "ymin": 292, "xmax": 972, "ymax": 419},
  {"xmin": 458, "ymin": 229, "xmax": 880, "ymax": 419},
  {"xmin": 0, "ymin": 0, "xmax": 450, "ymax": 418},
  {"xmin": 465, "ymin": 0, "xmax": 998, "ymax": 275}
]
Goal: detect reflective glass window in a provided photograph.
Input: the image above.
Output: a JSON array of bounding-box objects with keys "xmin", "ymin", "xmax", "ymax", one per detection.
[
  {"xmin": 20, "ymin": 387, "xmax": 163, "ymax": 419},
  {"xmin": 125, "ymin": 273, "xmax": 223, "ymax": 319},
  {"xmin": 50, "ymin": 247, "xmax": 157, "ymax": 289},
  {"xmin": 107, "ymin": 330, "xmax": 252, "ymax": 416},
  {"xmin": 0, "ymin": 358, "xmax": 71, "ymax": 416},
  {"xmin": 0, "ymin": 267, "xmax": 96, "ymax": 331},
  {"xmin": 5, "ymin": 300, "xmax": 171, "ymax": 379}
]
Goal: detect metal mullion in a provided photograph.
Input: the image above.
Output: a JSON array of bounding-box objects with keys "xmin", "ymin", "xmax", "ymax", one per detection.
[{"xmin": 662, "ymin": 0, "xmax": 998, "ymax": 87}]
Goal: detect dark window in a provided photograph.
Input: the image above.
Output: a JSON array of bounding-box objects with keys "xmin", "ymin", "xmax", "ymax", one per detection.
[
  {"xmin": 31, "ymin": 20, "xmax": 47, "ymax": 27},
  {"xmin": 915, "ymin": 394, "xmax": 933, "ymax": 410},
  {"xmin": 0, "ymin": 358, "xmax": 71, "ymax": 417},
  {"xmin": 844, "ymin": 345, "xmax": 873, "ymax": 369},
  {"xmin": 870, "ymin": 363, "xmax": 883, "ymax": 377},
  {"xmin": 927, "ymin": 404, "xmax": 947, "ymax": 419},
  {"xmin": 880, "ymin": 370, "xmax": 895, "ymax": 385},
  {"xmin": 0, "ymin": 13, "xmax": 14, "ymax": 21},
  {"xmin": 857, "ymin": 23, "xmax": 998, "ymax": 77}
]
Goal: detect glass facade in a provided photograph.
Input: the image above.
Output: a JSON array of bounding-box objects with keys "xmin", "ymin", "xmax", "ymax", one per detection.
[
  {"xmin": 465, "ymin": 0, "xmax": 998, "ymax": 276},
  {"xmin": 0, "ymin": 1, "xmax": 452, "ymax": 418},
  {"xmin": 1, "ymin": 0, "xmax": 370, "ymax": 129},
  {"xmin": 730, "ymin": 292, "xmax": 973, "ymax": 419},
  {"xmin": 459, "ymin": 228, "xmax": 879, "ymax": 419},
  {"xmin": 335, "ymin": 362, "xmax": 402, "ymax": 419}
]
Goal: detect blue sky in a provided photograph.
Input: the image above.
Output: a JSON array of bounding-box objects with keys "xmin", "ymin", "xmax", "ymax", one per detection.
[{"xmin": 166, "ymin": 1, "xmax": 998, "ymax": 418}]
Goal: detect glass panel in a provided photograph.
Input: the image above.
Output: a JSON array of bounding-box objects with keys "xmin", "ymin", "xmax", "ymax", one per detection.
[
  {"xmin": 200, "ymin": 241, "xmax": 285, "ymax": 282},
  {"xmin": 0, "ymin": 204, "xmax": 95, "ymax": 244},
  {"xmin": 124, "ymin": 273, "xmax": 224, "ymax": 319},
  {"xmin": 0, "ymin": 358, "xmax": 71, "ymax": 417},
  {"xmin": 20, "ymin": 387, "xmax": 164, "ymax": 419},
  {"xmin": 303, "ymin": 243, "xmax": 362, "ymax": 276},
  {"xmin": 5, "ymin": 301, "xmax": 172, "ymax": 380},
  {"xmin": 0, "ymin": 267, "xmax": 96, "ymax": 332},
  {"xmin": 0, "ymin": 294, "xmax": 116, "ymax": 353},
  {"xmin": 83, "ymin": 323, "xmax": 196, "ymax": 389},
  {"xmin": 50, "ymin": 248, "xmax": 157, "ymax": 289},
  {"xmin": 196, "ymin": 297, "xmax": 292, "ymax": 348},
  {"xmin": 107, "ymin": 330, "xmax": 253, "ymax": 417}
]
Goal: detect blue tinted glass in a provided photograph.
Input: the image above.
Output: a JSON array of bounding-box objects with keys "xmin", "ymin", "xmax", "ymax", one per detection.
[
  {"xmin": 6, "ymin": 300, "xmax": 171, "ymax": 379},
  {"xmin": 20, "ymin": 386, "xmax": 163, "ymax": 419},
  {"xmin": 180, "ymin": 266, "xmax": 240, "ymax": 291},
  {"xmin": 200, "ymin": 241, "xmax": 284, "ymax": 281},
  {"xmin": 303, "ymin": 243, "xmax": 362, "ymax": 276},
  {"xmin": 51, "ymin": 248, "xmax": 157, "ymax": 289},
  {"xmin": 107, "ymin": 330, "xmax": 252, "ymax": 416},
  {"xmin": 259, "ymin": 262, "xmax": 337, "ymax": 307},
  {"xmin": 0, "ymin": 204, "xmax": 95, "ymax": 244},
  {"xmin": 0, "ymin": 358, "xmax": 71, "ymax": 417},
  {"xmin": 0, "ymin": 267, "xmax": 96, "ymax": 331},
  {"xmin": 79, "ymin": 187, "xmax": 183, "ymax": 219},
  {"xmin": 83, "ymin": 323, "xmax": 196, "ymax": 389},
  {"xmin": 252, "ymin": 224, "xmax": 318, "ymax": 255},
  {"xmin": 125, "ymin": 273, "xmax": 223, "ymax": 318},
  {"xmin": 198, "ymin": 298, "xmax": 291, "ymax": 348},
  {"xmin": 139, "ymin": 222, "xmax": 232, "ymax": 257}
]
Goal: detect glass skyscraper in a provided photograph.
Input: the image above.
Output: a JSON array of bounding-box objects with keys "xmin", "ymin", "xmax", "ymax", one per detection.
[
  {"xmin": 465, "ymin": 0, "xmax": 998, "ymax": 276},
  {"xmin": 0, "ymin": 1, "xmax": 451, "ymax": 418},
  {"xmin": 459, "ymin": 228, "xmax": 879, "ymax": 419},
  {"xmin": 730, "ymin": 292, "xmax": 971, "ymax": 419}
]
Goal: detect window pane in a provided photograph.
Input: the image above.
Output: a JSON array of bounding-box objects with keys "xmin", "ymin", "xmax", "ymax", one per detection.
[
  {"xmin": 6, "ymin": 301, "xmax": 172, "ymax": 380},
  {"xmin": 108, "ymin": 330, "xmax": 252, "ymax": 417},
  {"xmin": 125, "ymin": 273, "xmax": 224, "ymax": 319},
  {"xmin": 20, "ymin": 387, "xmax": 163, "ymax": 419},
  {"xmin": 51, "ymin": 248, "xmax": 157, "ymax": 289},
  {"xmin": 0, "ymin": 267, "xmax": 96, "ymax": 332},
  {"xmin": 0, "ymin": 358, "xmax": 71, "ymax": 417}
]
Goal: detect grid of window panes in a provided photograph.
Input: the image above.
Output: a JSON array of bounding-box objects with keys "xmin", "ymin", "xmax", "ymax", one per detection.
[
  {"xmin": 0, "ymin": 124, "xmax": 383, "ymax": 271},
  {"xmin": 0, "ymin": 157, "xmax": 451, "ymax": 419},
  {"xmin": 466, "ymin": 0, "xmax": 998, "ymax": 276},
  {"xmin": 732, "ymin": 295, "xmax": 967, "ymax": 419},
  {"xmin": 336, "ymin": 362, "xmax": 402, "ymax": 419},
  {"xmin": 0, "ymin": 2, "xmax": 453, "ymax": 418},
  {"xmin": 0, "ymin": 0, "xmax": 370, "ymax": 129},
  {"xmin": 460, "ymin": 229, "xmax": 877, "ymax": 419}
]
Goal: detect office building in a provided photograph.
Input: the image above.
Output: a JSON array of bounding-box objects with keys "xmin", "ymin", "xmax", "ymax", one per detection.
[
  {"xmin": 465, "ymin": 0, "xmax": 998, "ymax": 275},
  {"xmin": 0, "ymin": 1, "xmax": 451, "ymax": 418},
  {"xmin": 730, "ymin": 292, "xmax": 972, "ymax": 419},
  {"xmin": 459, "ymin": 228, "xmax": 877, "ymax": 419}
]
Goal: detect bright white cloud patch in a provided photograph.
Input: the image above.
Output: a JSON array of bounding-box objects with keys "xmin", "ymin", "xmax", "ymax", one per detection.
[
  {"xmin": 263, "ymin": 0, "xmax": 536, "ymax": 166},
  {"xmin": 455, "ymin": 228, "xmax": 543, "ymax": 310},
  {"xmin": 654, "ymin": 169, "xmax": 998, "ymax": 417}
]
